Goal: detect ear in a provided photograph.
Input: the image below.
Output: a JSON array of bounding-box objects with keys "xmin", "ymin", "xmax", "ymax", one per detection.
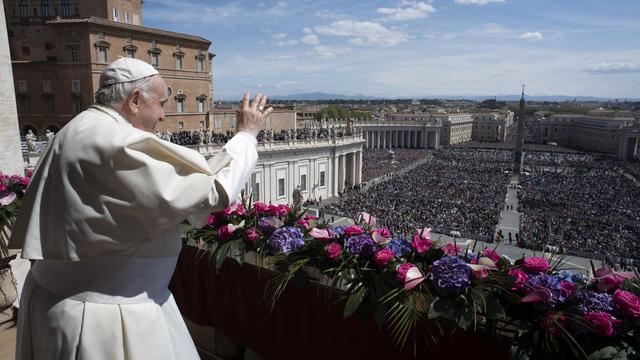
[{"xmin": 128, "ymin": 89, "xmax": 142, "ymax": 114}]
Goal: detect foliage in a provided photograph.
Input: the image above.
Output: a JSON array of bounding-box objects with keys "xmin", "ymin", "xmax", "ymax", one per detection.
[
  {"xmin": 186, "ymin": 201, "xmax": 640, "ymax": 358},
  {"xmin": 313, "ymin": 105, "xmax": 372, "ymax": 121}
]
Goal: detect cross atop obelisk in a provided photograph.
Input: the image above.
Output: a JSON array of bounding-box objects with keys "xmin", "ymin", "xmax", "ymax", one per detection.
[{"xmin": 513, "ymin": 85, "xmax": 526, "ymax": 173}]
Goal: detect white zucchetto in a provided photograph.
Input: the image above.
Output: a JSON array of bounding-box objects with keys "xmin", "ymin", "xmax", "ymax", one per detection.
[{"xmin": 99, "ymin": 57, "xmax": 159, "ymax": 87}]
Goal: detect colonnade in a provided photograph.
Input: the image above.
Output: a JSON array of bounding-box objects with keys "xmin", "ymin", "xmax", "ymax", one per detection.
[
  {"xmin": 362, "ymin": 128, "xmax": 441, "ymax": 149},
  {"xmin": 333, "ymin": 150, "xmax": 362, "ymax": 194}
]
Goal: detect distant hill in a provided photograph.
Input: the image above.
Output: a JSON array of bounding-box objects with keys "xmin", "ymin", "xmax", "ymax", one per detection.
[
  {"xmin": 222, "ymin": 92, "xmax": 640, "ymax": 102},
  {"xmin": 270, "ymin": 92, "xmax": 382, "ymax": 101}
]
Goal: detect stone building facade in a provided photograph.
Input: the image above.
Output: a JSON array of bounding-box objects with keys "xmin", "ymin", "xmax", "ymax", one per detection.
[
  {"xmin": 471, "ymin": 111, "xmax": 514, "ymax": 143},
  {"xmin": 536, "ymin": 114, "xmax": 638, "ymax": 154},
  {"xmin": 4, "ymin": 0, "xmax": 213, "ymax": 135}
]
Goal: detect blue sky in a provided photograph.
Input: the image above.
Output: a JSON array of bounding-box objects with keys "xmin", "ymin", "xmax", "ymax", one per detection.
[{"xmin": 143, "ymin": 0, "xmax": 640, "ymax": 100}]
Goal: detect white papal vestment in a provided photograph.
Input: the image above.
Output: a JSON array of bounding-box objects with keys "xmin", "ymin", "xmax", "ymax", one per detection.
[{"xmin": 9, "ymin": 105, "xmax": 258, "ymax": 359}]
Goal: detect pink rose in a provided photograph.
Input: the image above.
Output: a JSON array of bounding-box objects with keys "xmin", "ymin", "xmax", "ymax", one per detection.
[
  {"xmin": 613, "ymin": 289, "xmax": 640, "ymax": 321},
  {"xmin": 344, "ymin": 226, "xmax": 364, "ymax": 236},
  {"xmin": 483, "ymin": 248, "xmax": 501, "ymax": 264},
  {"xmin": 542, "ymin": 312, "xmax": 567, "ymax": 336},
  {"xmin": 19, "ymin": 176, "xmax": 29, "ymax": 187},
  {"xmin": 207, "ymin": 213, "xmax": 219, "ymax": 227},
  {"xmin": 217, "ymin": 224, "xmax": 237, "ymax": 242},
  {"xmin": 396, "ymin": 263, "xmax": 416, "ymax": 283},
  {"xmin": 325, "ymin": 243, "xmax": 342, "ymax": 260},
  {"xmin": 411, "ymin": 234, "xmax": 433, "ymax": 253},
  {"xmin": 583, "ymin": 312, "xmax": 620, "ymax": 337},
  {"xmin": 252, "ymin": 202, "xmax": 271, "ymax": 215},
  {"xmin": 374, "ymin": 249, "xmax": 395, "ymax": 266},
  {"xmin": 440, "ymin": 243, "xmax": 461, "ymax": 256},
  {"xmin": 594, "ymin": 268, "xmax": 636, "ymax": 292},
  {"xmin": 358, "ymin": 212, "xmax": 376, "ymax": 226},
  {"xmin": 0, "ymin": 182, "xmax": 6, "ymax": 193},
  {"xmin": 523, "ymin": 257, "xmax": 550, "ymax": 273},
  {"xmin": 309, "ymin": 228, "xmax": 335, "ymax": 240},
  {"xmin": 246, "ymin": 227, "xmax": 260, "ymax": 242},
  {"xmin": 371, "ymin": 228, "xmax": 391, "ymax": 245},
  {"xmin": 559, "ymin": 281, "xmax": 576, "ymax": 298}
]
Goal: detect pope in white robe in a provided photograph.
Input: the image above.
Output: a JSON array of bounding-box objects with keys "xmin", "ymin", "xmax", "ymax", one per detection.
[{"xmin": 9, "ymin": 58, "xmax": 272, "ymax": 360}]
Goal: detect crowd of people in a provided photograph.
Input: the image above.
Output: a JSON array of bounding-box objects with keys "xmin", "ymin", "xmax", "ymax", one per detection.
[
  {"xmin": 324, "ymin": 148, "xmax": 510, "ymax": 239},
  {"xmin": 519, "ymin": 166, "xmax": 640, "ymax": 262},
  {"xmin": 361, "ymin": 149, "xmax": 431, "ymax": 181},
  {"xmin": 155, "ymin": 126, "xmax": 355, "ymax": 146}
]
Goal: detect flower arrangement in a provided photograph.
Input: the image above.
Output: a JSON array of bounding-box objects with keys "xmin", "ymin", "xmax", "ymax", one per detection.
[
  {"xmin": 186, "ymin": 199, "xmax": 640, "ymax": 359},
  {"xmin": 0, "ymin": 171, "xmax": 32, "ymax": 258}
]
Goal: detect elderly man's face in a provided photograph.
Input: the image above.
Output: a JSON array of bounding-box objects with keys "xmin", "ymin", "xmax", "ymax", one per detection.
[{"xmin": 134, "ymin": 75, "xmax": 168, "ymax": 132}]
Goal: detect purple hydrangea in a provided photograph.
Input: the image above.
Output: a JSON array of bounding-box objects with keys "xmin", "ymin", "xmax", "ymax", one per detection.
[
  {"xmin": 427, "ymin": 256, "xmax": 471, "ymax": 297},
  {"xmin": 385, "ymin": 237, "xmax": 412, "ymax": 257},
  {"xmin": 527, "ymin": 274, "xmax": 569, "ymax": 307},
  {"xmin": 556, "ymin": 270, "xmax": 584, "ymax": 283},
  {"xmin": 570, "ymin": 289, "xmax": 614, "ymax": 315},
  {"xmin": 345, "ymin": 234, "xmax": 376, "ymax": 258},
  {"xmin": 330, "ymin": 226, "xmax": 346, "ymax": 237},
  {"xmin": 267, "ymin": 226, "xmax": 304, "ymax": 253}
]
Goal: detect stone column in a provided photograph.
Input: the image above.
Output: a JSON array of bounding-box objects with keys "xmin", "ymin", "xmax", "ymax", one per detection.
[
  {"xmin": 338, "ymin": 154, "xmax": 346, "ymax": 193},
  {"xmin": 0, "ymin": 2, "xmax": 24, "ymax": 175},
  {"xmin": 355, "ymin": 151, "xmax": 362, "ymax": 185},
  {"xmin": 333, "ymin": 152, "xmax": 340, "ymax": 196},
  {"xmin": 382, "ymin": 131, "xmax": 387, "ymax": 149}
]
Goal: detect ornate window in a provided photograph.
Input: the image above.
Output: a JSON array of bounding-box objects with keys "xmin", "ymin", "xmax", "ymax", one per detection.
[
  {"xmin": 148, "ymin": 45, "xmax": 161, "ymax": 68},
  {"xmin": 175, "ymin": 93, "xmax": 186, "ymax": 113},
  {"xmin": 196, "ymin": 52, "xmax": 206, "ymax": 71},
  {"xmin": 196, "ymin": 94, "xmax": 207, "ymax": 113},
  {"xmin": 173, "ymin": 48, "xmax": 184, "ymax": 70},
  {"xmin": 94, "ymin": 40, "xmax": 111, "ymax": 63}
]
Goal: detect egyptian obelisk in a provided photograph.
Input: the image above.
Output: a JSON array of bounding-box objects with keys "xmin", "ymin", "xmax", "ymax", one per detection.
[{"xmin": 513, "ymin": 86, "xmax": 525, "ymax": 173}]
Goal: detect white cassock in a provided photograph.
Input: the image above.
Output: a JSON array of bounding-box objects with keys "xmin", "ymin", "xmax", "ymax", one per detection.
[{"xmin": 9, "ymin": 105, "xmax": 258, "ymax": 360}]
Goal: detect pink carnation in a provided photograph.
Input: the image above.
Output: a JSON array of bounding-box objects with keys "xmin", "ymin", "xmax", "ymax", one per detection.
[
  {"xmin": 583, "ymin": 312, "xmax": 620, "ymax": 337},
  {"xmin": 246, "ymin": 227, "xmax": 260, "ymax": 242},
  {"xmin": 207, "ymin": 213, "xmax": 219, "ymax": 227},
  {"xmin": 374, "ymin": 249, "xmax": 395, "ymax": 266},
  {"xmin": 613, "ymin": 289, "xmax": 640, "ymax": 321},
  {"xmin": 411, "ymin": 234, "xmax": 432, "ymax": 253},
  {"xmin": 344, "ymin": 226, "xmax": 364, "ymax": 236},
  {"xmin": 217, "ymin": 224, "xmax": 236, "ymax": 242},
  {"xmin": 522, "ymin": 257, "xmax": 550, "ymax": 273},
  {"xmin": 325, "ymin": 243, "xmax": 342, "ymax": 260},
  {"xmin": 222, "ymin": 203, "xmax": 246, "ymax": 217},
  {"xmin": 440, "ymin": 243, "xmax": 461, "ymax": 256},
  {"xmin": 19, "ymin": 176, "xmax": 29, "ymax": 187},
  {"xmin": 559, "ymin": 281, "xmax": 576, "ymax": 298},
  {"xmin": 274, "ymin": 204, "xmax": 291, "ymax": 217}
]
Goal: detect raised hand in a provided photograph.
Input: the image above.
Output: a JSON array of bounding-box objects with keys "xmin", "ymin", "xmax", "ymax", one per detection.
[{"xmin": 236, "ymin": 92, "xmax": 272, "ymax": 138}]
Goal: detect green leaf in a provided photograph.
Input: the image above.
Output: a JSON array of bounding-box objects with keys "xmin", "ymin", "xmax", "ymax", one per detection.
[
  {"xmin": 484, "ymin": 293, "xmax": 506, "ymax": 320},
  {"xmin": 588, "ymin": 346, "xmax": 628, "ymax": 360},
  {"xmin": 214, "ymin": 241, "xmax": 232, "ymax": 271},
  {"xmin": 344, "ymin": 285, "xmax": 366, "ymax": 318},
  {"xmin": 428, "ymin": 297, "xmax": 450, "ymax": 319}
]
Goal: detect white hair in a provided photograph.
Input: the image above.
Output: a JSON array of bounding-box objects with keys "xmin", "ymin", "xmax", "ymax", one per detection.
[{"xmin": 94, "ymin": 75, "xmax": 157, "ymax": 108}]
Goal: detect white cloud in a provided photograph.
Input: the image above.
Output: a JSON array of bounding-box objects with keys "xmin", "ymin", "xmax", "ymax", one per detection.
[
  {"xmin": 315, "ymin": 20, "xmax": 408, "ymax": 47},
  {"xmin": 314, "ymin": 10, "xmax": 348, "ymax": 19},
  {"xmin": 307, "ymin": 45, "xmax": 350, "ymax": 59},
  {"xmin": 518, "ymin": 32, "xmax": 543, "ymax": 41},
  {"xmin": 276, "ymin": 40, "xmax": 299, "ymax": 47},
  {"xmin": 583, "ymin": 62, "xmax": 640, "ymax": 74},
  {"xmin": 454, "ymin": 0, "xmax": 505, "ymax": 5},
  {"xmin": 272, "ymin": 33, "xmax": 287, "ymax": 40},
  {"xmin": 302, "ymin": 27, "xmax": 313, "ymax": 34},
  {"xmin": 376, "ymin": 1, "xmax": 435, "ymax": 21},
  {"xmin": 301, "ymin": 34, "xmax": 320, "ymax": 45},
  {"xmin": 465, "ymin": 22, "xmax": 509, "ymax": 37}
]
